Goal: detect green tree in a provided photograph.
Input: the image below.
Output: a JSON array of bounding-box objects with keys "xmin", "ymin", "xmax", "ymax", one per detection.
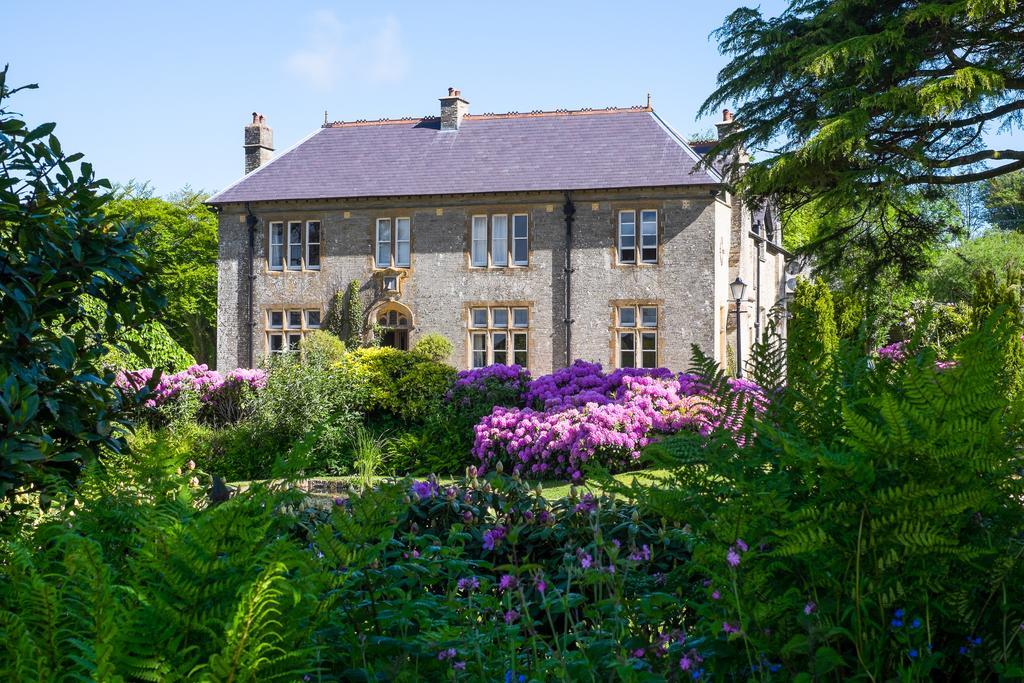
[
  {"xmin": 107, "ymin": 183, "xmax": 218, "ymax": 365},
  {"xmin": 343, "ymin": 280, "xmax": 364, "ymax": 349},
  {"xmin": 786, "ymin": 278, "xmax": 839, "ymax": 404},
  {"xmin": 0, "ymin": 67, "xmax": 160, "ymax": 509},
  {"xmin": 984, "ymin": 169, "xmax": 1024, "ymax": 231},
  {"xmin": 702, "ymin": 0, "xmax": 1024, "ymax": 272}
]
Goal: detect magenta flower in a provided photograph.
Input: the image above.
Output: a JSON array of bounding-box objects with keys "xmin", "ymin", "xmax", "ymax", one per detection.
[
  {"xmin": 711, "ymin": 590, "xmax": 721, "ymax": 600},
  {"xmin": 804, "ymin": 601, "xmax": 816, "ymax": 615},
  {"xmin": 680, "ymin": 656, "xmax": 692, "ymax": 671},
  {"xmin": 504, "ymin": 609, "xmax": 519, "ymax": 625},
  {"xmin": 722, "ymin": 622, "xmax": 739, "ymax": 634},
  {"xmin": 533, "ymin": 574, "xmax": 547, "ymax": 594},
  {"xmin": 735, "ymin": 538, "xmax": 748, "ymax": 553},
  {"xmin": 727, "ymin": 549, "xmax": 741, "ymax": 567},
  {"xmin": 579, "ymin": 552, "xmax": 593, "ymax": 569},
  {"xmin": 499, "ymin": 574, "xmax": 517, "ymax": 592}
]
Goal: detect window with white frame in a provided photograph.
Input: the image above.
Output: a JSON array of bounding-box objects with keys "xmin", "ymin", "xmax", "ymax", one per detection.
[
  {"xmin": 269, "ymin": 222, "xmax": 285, "ymax": 270},
  {"xmin": 266, "ymin": 307, "xmax": 322, "ymax": 355},
  {"xmin": 468, "ymin": 305, "xmax": 530, "ymax": 368},
  {"xmin": 618, "ymin": 210, "xmax": 658, "ymax": 264},
  {"xmin": 470, "ymin": 213, "xmax": 529, "ymax": 268},
  {"xmin": 305, "ymin": 221, "xmax": 321, "ymax": 269},
  {"xmin": 375, "ymin": 217, "xmax": 411, "ymax": 268},
  {"xmin": 268, "ymin": 220, "xmax": 321, "ymax": 271},
  {"xmin": 614, "ymin": 304, "xmax": 658, "ymax": 368}
]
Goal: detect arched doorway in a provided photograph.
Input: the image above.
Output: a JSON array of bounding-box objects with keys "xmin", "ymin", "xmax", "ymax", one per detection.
[{"xmin": 372, "ymin": 302, "xmax": 413, "ymax": 351}]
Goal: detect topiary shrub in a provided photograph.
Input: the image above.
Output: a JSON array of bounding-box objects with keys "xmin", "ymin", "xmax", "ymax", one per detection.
[{"xmin": 412, "ymin": 332, "xmax": 453, "ymax": 363}]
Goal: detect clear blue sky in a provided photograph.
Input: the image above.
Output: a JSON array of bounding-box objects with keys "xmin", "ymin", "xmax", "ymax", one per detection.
[{"xmin": 7, "ymin": 0, "xmax": 791, "ymax": 195}]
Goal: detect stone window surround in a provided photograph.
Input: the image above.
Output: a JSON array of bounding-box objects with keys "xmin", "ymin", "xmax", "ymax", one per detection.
[
  {"xmin": 264, "ymin": 305, "xmax": 323, "ymax": 355},
  {"xmin": 609, "ymin": 299, "xmax": 662, "ymax": 369},
  {"xmin": 468, "ymin": 212, "xmax": 531, "ymax": 269},
  {"xmin": 464, "ymin": 301, "xmax": 533, "ymax": 369},
  {"xmin": 616, "ymin": 208, "xmax": 659, "ymax": 266},
  {"xmin": 264, "ymin": 216, "xmax": 323, "ymax": 274}
]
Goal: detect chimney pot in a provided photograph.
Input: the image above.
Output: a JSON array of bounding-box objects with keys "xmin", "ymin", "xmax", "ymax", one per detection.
[
  {"xmin": 448, "ymin": 87, "xmax": 455, "ymax": 96},
  {"xmin": 244, "ymin": 113, "xmax": 274, "ymax": 174},
  {"xmin": 723, "ymin": 108, "xmax": 733, "ymax": 122}
]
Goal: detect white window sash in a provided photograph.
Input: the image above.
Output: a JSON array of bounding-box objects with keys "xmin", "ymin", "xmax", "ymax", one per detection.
[
  {"xmin": 395, "ymin": 218, "xmax": 411, "ymax": 267},
  {"xmin": 287, "ymin": 221, "xmax": 303, "ymax": 270},
  {"xmin": 491, "ymin": 215, "xmax": 508, "ymax": 267},
  {"xmin": 471, "ymin": 216, "xmax": 488, "ymax": 267},
  {"xmin": 376, "ymin": 218, "xmax": 392, "ymax": 268},
  {"xmin": 269, "ymin": 222, "xmax": 284, "ymax": 270},
  {"xmin": 512, "ymin": 214, "xmax": 529, "ymax": 266},
  {"xmin": 640, "ymin": 210, "xmax": 658, "ymax": 263},
  {"xmin": 305, "ymin": 221, "xmax": 321, "ymax": 269},
  {"xmin": 618, "ymin": 211, "xmax": 636, "ymax": 263}
]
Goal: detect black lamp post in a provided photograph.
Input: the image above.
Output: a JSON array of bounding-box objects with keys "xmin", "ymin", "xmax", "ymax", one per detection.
[{"xmin": 730, "ymin": 277, "xmax": 748, "ymax": 378}]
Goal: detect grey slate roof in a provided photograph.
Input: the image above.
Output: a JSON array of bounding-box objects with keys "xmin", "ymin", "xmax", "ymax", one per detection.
[{"xmin": 207, "ymin": 108, "xmax": 721, "ymax": 204}]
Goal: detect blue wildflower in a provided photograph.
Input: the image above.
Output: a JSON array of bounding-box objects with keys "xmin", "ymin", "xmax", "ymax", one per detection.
[
  {"xmin": 891, "ymin": 618, "xmax": 904, "ymax": 628},
  {"xmin": 895, "ymin": 608, "xmax": 905, "ymax": 618},
  {"xmin": 911, "ymin": 618, "xmax": 921, "ymax": 629},
  {"xmin": 972, "ymin": 636, "xmax": 982, "ymax": 646},
  {"xmin": 960, "ymin": 646, "xmax": 969, "ymax": 655},
  {"xmin": 909, "ymin": 649, "xmax": 918, "ymax": 659}
]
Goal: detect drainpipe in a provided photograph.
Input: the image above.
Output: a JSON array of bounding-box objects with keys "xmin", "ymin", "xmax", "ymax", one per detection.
[
  {"xmin": 753, "ymin": 220, "xmax": 762, "ymax": 344},
  {"xmin": 562, "ymin": 192, "xmax": 576, "ymax": 367},
  {"xmin": 245, "ymin": 203, "xmax": 258, "ymax": 368}
]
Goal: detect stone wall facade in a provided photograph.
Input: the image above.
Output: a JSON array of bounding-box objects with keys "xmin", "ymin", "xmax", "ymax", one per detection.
[{"xmin": 216, "ymin": 185, "xmax": 779, "ymax": 374}]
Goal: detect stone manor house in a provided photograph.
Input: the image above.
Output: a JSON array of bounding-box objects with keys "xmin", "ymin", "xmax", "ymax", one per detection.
[{"xmin": 207, "ymin": 89, "xmax": 788, "ymax": 374}]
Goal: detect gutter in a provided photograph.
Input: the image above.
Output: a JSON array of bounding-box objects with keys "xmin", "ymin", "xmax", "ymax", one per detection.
[{"xmin": 562, "ymin": 191, "xmax": 576, "ymax": 367}]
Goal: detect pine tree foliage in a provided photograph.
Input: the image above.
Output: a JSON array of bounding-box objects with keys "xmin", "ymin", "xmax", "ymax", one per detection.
[{"xmin": 630, "ymin": 307, "xmax": 1024, "ymax": 678}]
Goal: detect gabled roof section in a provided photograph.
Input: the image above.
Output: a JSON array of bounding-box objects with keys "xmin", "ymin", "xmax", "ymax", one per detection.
[{"xmin": 207, "ymin": 106, "xmax": 722, "ymax": 204}]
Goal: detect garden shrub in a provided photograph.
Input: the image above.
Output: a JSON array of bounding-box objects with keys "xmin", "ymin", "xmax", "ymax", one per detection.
[
  {"xmin": 448, "ymin": 364, "xmax": 531, "ymax": 417},
  {"xmin": 474, "ymin": 361, "xmax": 763, "ymax": 480},
  {"xmin": 412, "ymin": 332, "xmax": 454, "ymax": 362},
  {"xmin": 0, "ymin": 449, "xmax": 694, "ymax": 681},
  {"xmin": 300, "ymin": 329, "xmax": 348, "ymax": 365},
  {"xmin": 253, "ymin": 354, "xmax": 363, "ymax": 444},
  {"xmin": 341, "ymin": 346, "xmax": 456, "ymax": 424},
  {"xmin": 393, "ymin": 358, "xmax": 457, "ymax": 422},
  {"xmin": 629, "ymin": 308, "xmax": 1024, "ymax": 680},
  {"xmin": 0, "ymin": 68, "xmax": 162, "ymax": 509}
]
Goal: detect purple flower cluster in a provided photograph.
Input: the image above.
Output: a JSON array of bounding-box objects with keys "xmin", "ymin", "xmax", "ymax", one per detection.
[
  {"xmin": 446, "ymin": 364, "xmax": 532, "ymax": 408},
  {"xmin": 473, "ymin": 363, "xmax": 763, "ymax": 480},
  {"xmin": 877, "ymin": 341, "xmax": 909, "ymax": 362},
  {"xmin": 523, "ymin": 360, "xmax": 675, "ymax": 410},
  {"xmin": 115, "ymin": 364, "xmax": 267, "ymax": 424}
]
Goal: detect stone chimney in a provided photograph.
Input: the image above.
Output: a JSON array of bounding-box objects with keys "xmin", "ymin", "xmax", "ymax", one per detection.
[
  {"xmin": 244, "ymin": 112, "xmax": 274, "ymax": 174},
  {"xmin": 715, "ymin": 108, "xmax": 735, "ymax": 140},
  {"xmin": 439, "ymin": 87, "xmax": 469, "ymax": 131}
]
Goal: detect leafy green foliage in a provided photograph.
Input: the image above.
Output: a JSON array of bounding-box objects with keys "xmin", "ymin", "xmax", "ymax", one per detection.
[
  {"xmin": 412, "ymin": 332, "xmax": 454, "ymax": 363},
  {"xmin": 0, "ymin": 437, "xmax": 696, "ymax": 680},
  {"xmin": 923, "ymin": 230, "xmax": 1024, "ymax": 302},
  {"xmin": 0, "ymin": 67, "xmax": 161, "ymax": 510},
  {"xmin": 703, "ymin": 0, "xmax": 1024, "ymax": 274},
  {"xmin": 107, "ymin": 184, "xmax": 218, "ymax": 364},
  {"xmin": 984, "ymin": 169, "xmax": 1024, "ymax": 232},
  {"xmin": 786, "ymin": 278, "xmax": 838, "ymax": 408},
  {"xmin": 630, "ymin": 308, "xmax": 1024, "ymax": 679}
]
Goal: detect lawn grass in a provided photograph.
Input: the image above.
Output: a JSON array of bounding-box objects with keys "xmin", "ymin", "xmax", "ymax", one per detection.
[{"xmin": 281, "ymin": 468, "xmax": 671, "ymax": 502}]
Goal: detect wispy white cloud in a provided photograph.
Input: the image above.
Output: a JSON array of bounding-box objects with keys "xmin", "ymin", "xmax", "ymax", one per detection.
[{"xmin": 285, "ymin": 11, "xmax": 409, "ymax": 91}]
